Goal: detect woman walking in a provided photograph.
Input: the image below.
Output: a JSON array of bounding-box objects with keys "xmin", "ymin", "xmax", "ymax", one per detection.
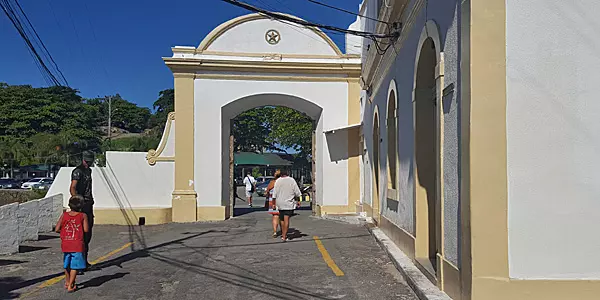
[{"xmin": 266, "ymin": 170, "xmax": 281, "ymax": 237}]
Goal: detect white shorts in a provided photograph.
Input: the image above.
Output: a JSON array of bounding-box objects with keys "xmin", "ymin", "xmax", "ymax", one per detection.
[{"xmin": 245, "ymin": 190, "xmax": 253, "ymax": 198}]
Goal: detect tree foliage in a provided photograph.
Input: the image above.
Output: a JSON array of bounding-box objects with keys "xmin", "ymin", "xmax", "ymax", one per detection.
[
  {"xmin": 0, "ymin": 83, "xmax": 314, "ymax": 171},
  {"xmin": 232, "ymin": 106, "xmax": 313, "ymax": 158},
  {"xmin": 0, "ymin": 83, "xmax": 166, "ymax": 169}
]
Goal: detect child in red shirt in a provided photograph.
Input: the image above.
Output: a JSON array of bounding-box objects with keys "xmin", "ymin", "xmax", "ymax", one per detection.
[{"xmin": 55, "ymin": 195, "xmax": 89, "ymax": 292}]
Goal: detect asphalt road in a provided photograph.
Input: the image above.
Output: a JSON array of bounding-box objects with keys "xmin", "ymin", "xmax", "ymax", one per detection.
[{"xmin": 1, "ymin": 203, "xmax": 418, "ymax": 300}]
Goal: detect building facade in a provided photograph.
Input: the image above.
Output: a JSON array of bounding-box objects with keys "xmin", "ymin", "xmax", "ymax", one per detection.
[
  {"xmin": 49, "ymin": 13, "xmax": 364, "ymax": 224},
  {"xmin": 358, "ymin": 0, "xmax": 600, "ymax": 299}
]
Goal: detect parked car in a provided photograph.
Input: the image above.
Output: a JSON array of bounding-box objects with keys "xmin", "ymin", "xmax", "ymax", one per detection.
[
  {"xmin": 0, "ymin": 178, "xmax": 19, "ymax": 189},
  {"xmin": 21, "ymin": 177, "xmax": 53, "ymax": 190},
  {"xmin": 255, "ymin": 180, "xmax": 272, "ymax": 197},
  {"xmin": 256, "ymin": 176, "xmax": 274, "ymax": 184},
  {"xmin": 34, "ymin": 179, "xmax": 54, "ymax": 190}
]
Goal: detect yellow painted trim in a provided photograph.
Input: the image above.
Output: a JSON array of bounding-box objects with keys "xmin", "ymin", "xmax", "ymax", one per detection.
[
  {"xmin": 147, "ymin": 112, "xmax": 175, "ymax": 165},
  {"xmin": 441, "ymin": 256, "xmax": 461, "ymax": 300},
  {"xmin": 20, "ymin": 242, "xmax": 133, "ymax": 298},
  {"xmin": 386, "ymin": 79, "xmax": 399, "ymax": 192},
  {"xmin": 412, "ymin": 19, "xmax": 443, "ymax": 273},
  {"xmin": 197, "ymin": 206, "xmax": 227, "ymax": 221},
  {"xmin": 362, "ymin": 202, "xmax": 373, "ymax": 219},
  {"xmin": 93, "ymin": 207, "xmax": 172, "ymax": 225},
  {"xmin": 371, "ymin": 106, "xmax": 381, "ymax": 224},
  {"xmin": 163, "ymin": 57, "xmax": 361, "ymax": 76},
  {"xmin": 467, "ymin": 0, "xmax": 509, "ymax": 284},
  {"xmin": 313, "ymin": 236, "xmax": 345, "ymax": 276},
  {"xmin": 347, "ymin": 81, "xmax": 361, "ymax": 214},
  {"xmin": 197, "ymin": 13, "xmax": 343, "ymax": 56},
  {"xmin": 199, "ymin": 50, "xmax": 360, "ymax": 59},
  {"xmin": 171, "ymin": 73, "xmax": 197, "ymax": 223},
  {"xmin": 318, "ymin": 205, "xmax": 353, "ymax": 215},
  {"xmin": 379, "ymin": 215, "xmax": 416, "ymax": 259},
  {"xmin": 459, "ymin": 0, "xmax": 600, "ymax": 299},
  {"xmin": 194, "ymin": 74, "xmax": 359, "ymax": 83}
]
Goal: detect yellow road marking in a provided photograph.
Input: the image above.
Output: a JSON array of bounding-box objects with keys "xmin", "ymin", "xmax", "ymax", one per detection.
[
  {"xmin": 313, "ymin": 236, "xmax": 344, "ymax": 276},
  {"xmin": 19, "ymin": 242, "xmax": 133, "ymax": 298}
]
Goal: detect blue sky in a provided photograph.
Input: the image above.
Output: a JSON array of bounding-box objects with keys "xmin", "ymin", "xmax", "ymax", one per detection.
[{"xmin": 0, "ymin": 0, "xmax": 362, "ymax": 109}]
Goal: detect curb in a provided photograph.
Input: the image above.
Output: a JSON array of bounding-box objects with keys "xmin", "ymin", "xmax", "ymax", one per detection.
[{"xmin": 368, "ymin": 226, "xmax": 452, "ymax": 300}]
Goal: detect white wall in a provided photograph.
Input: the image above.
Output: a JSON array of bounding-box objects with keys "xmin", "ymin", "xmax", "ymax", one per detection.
[
  {"xmin": 206, "ymin": 18, "xmax": 338, "ymax": 56},
  {"xmin": 194, "ymin": 79, "xmax": 350, "ymax": 208},
  {"xmin": 48, "ymin": 152, "xmax": 173, "ymax": 210},
  {"xmin": 507, "ymin": 0, "xmax": 600, "ymax": 279}
]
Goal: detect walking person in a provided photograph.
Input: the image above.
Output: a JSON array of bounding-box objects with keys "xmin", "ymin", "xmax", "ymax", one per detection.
[
  {"xmin": 242, "ymin": 171, "xmax": 257, "ymax": 207},
  {"xmin": 69, "ymin": 151, "xmax": 95, "ymax": 271},
  {"xmin": 266, "ymin": 170, "xmax": 281, "ymax": 237},
  {"xmin": 55, "ymin": 195, "xmax": 90, "ymax": 293},
  {"xmin": 272, "ymin": 169, "xmax": 301, "ymax": 242}
]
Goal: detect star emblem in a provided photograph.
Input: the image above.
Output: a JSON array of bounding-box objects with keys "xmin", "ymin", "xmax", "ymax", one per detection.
[{"xmin": 265, "ymin": 29, "xmax": 280, "ymax": 45}]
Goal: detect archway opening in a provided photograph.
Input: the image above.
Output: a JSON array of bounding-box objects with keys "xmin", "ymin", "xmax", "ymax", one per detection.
[
  {"xmin": 415, "ymin": 37, "xmax": 439, "ymax": 273},
  {"xmin": 387, "ymin": 88, "xmax": 398, "ymax": 206},
  {"xmin": 221, "ymin": 94, "xmax": 322, "ymax": 218},
  {"xmin": 372, "ymin": 111, "xmax": 381, "ymax": 223}
]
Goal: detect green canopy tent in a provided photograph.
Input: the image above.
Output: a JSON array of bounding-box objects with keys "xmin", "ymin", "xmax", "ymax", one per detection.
[
  {"xmin": 234, "ymin": 152, "xmax": 292, "ymax": 166},
  {"xmin": 234, "ymin": 152, "xmax": 292, "ymax": 180}
]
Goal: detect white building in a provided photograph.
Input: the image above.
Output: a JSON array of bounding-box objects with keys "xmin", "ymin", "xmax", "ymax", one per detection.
[
  {"xmin": 49, "ymin": 13, "xmax": 363, "ymax": 223},
  {"xmin": 357, "ymin": 0, "xmax": 600, "ymax": 299}
]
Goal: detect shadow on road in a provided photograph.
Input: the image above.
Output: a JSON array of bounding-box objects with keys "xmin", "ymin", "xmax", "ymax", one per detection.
[
  {"xmin": 18, "ymin": 246, "xmax": 50, "ymax": 253},
  {"xmin": 0, "ymin": 259, "xmax": 27, "ymax": 266},
  {"xmin": 4, "ymin": 226, "xmax": 365, "ymax": 299},
  {"xmin": 79, "ymin": 272, "xmax": 130, "ymax": 290}
]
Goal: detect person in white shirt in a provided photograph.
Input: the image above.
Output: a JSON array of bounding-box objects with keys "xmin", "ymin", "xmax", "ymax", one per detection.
[
  {"xmin": 242, "ymin": 172, "xmax": 257, "ymax": 207},
  {"xmin": 272, "ymin": 169, "xmax": 301, "ymax": 242}
]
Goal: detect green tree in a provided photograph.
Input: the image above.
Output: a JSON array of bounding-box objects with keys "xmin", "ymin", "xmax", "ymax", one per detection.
[
  {"xmin": 149, "ymin": 89, "xmax": 174, "ymax": 130},
  {"xmin": 268, "ymin": 107, "xmax": 313, "ymax": 157},
  {"xmin": 87, "ymin": 94, "xmax": 151, "ymax": 133}
]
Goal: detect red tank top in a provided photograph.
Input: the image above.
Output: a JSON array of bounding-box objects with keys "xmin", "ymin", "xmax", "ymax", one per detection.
[{"xmin": 60, "ymin": 212, "xmax": 85, "ymax": 253}]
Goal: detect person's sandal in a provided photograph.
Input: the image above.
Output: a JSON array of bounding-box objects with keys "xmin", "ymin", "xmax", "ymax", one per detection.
[
  {"xmin": 272, "ymin": 232, "xmax": 278, "ymax": 238},
  {"xmin": 67, "ymin": 283, "xmax": 77, "ymax": 293}
]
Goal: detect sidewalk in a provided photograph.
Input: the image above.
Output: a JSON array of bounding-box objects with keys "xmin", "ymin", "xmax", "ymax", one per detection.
[{"xmin": 1, "ymin": 204, "xmax": 418, "ymax": 300}]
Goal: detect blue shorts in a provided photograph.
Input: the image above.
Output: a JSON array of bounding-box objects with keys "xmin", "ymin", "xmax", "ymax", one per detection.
[{"xmin": 63, "ymin": 252, "xmax": 86, "ymax": 270}]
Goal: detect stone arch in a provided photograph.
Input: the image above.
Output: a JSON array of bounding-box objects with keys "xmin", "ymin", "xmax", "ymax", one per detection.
[
  {"xmin": 386, "ymin": 79, "xmax": 398, "ymax": 192},
  {"xmin": 412, "ymin": 19, "xmax": 444, "ymax": 276},
  {"xmin": 197, "ymin": 13, "xmax": 343, "ymax": 56},
  {"xmin": 371, "ymin": 106, "xmax": 381, "ymax": 223},
  {"xmin": 220, "ymin": 93, "xmax": 324, "ymax": 215}
]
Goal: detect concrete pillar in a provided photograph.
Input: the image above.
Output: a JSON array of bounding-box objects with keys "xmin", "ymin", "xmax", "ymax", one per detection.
[{"xmin": 172, "ymin": 73, "xmax": 197, "ymax": 222}]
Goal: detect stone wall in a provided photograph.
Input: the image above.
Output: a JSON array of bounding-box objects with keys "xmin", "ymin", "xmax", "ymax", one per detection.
[
  {"xmin": 0, "ymin": 203, "xmax": 19, "ymax": 255},
  {"xmin": 37, "ymin": 196, "xmax": 55, "ymax": 232},
  {"xmin": 18, "ymin": 200, "xmax": 39, "ymax": 243},
  {"xmin": 0, "ymin": 193, "xmax": 64, "ymax": 255}
]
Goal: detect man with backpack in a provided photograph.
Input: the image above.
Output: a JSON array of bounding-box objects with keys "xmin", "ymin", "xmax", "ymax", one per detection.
[{"xmin": 242, "ymin": 172, "xmax": 257, "ymax": 207}]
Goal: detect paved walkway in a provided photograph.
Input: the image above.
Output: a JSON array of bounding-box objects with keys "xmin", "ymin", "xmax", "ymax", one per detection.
[{"xmin": 1, "ymin": 201, "xmax": 418, "ymax": 300}]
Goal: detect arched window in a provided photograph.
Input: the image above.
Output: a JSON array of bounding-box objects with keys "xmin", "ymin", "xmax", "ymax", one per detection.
[{"xmin": 386, "ymin": 82, "xmax": 397, "ymax": 190}]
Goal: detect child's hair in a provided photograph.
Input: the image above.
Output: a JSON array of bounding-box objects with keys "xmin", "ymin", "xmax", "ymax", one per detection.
[{"xmin": 69, "ymin": 195, "xmax": 84, "ymax": 212}]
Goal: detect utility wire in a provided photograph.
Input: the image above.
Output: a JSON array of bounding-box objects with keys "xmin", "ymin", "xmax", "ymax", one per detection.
[
  {"xmin": 222, "ymin": 0, "xmax": 396, "ymax": 55},
  {"xmin": 221, "ymin": 0, "xmax": 397, "ymax": 39},
  {"xmin": 306, "ymin": 0, "xmax": 389, "ymax": 25},
  {"xmin": 13, "ymin": 0, "xmax": 69, "ymax": 86},
  {"xmin": 0, "ymin": 0, "xmax": 68, "ymax": 86}
]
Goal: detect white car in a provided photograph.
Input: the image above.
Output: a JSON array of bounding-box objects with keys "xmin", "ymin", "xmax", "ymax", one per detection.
[{"xmin": 21, "ymin": 177, "xmax": 53, "ymax": 190}]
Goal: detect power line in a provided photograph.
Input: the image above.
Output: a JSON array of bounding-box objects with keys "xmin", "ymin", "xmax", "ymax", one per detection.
[
  {"xmin": 13, "ymin": 0, "xmax": 69, "ymax": 86},
  {"xmin": 260, "ymin": 0, "xmax": 365, "ymax": 51},
  {"xmin": 82, "ymin": 1, "xmax": 112, "ymax": 82},
  {"xmin": 221, "ymin": 0, "xmax": 397, "ymax": 39},
  {"xmin": 222, "ymin": 0, "xmax": 395, "ymax": 54},
  {"xmin": 306, "ymin": 0, "xmax": 389, "ymax": 25},
  {"xmin": 0, "ymin": 0, "xmax": 67, "ymax": 86}
]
